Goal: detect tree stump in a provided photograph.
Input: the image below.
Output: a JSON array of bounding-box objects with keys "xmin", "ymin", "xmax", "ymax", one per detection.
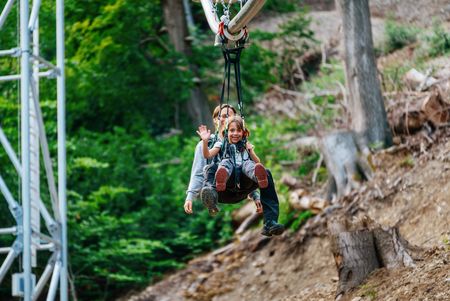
[
  {"xmin": 328, "ymin": 216, "xmax": 416, "ymax": 299},
  {"xmin": 320, "ymin": 131, "xmax": 374, "ymax": 201}
]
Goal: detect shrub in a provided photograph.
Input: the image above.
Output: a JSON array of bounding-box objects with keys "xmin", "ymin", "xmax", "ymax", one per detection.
[
  {"xmin": 384, "ymin": 20, "xmax": 418, "ymax": 53},
  {"xmin": 427, "ymin": 23, "xmax": 450, "ymax": 57}
]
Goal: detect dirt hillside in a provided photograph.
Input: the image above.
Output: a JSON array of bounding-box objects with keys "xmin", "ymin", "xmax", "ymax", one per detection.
[{"xmin": 119, "ymin": 3, "xmax": 450, "ymax": 301}]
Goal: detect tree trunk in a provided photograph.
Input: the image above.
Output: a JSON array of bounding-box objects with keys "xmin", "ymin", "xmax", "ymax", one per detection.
[
  {"xmin": 336, "ymin": 0, "xmax": 392, "ymax": 148},
  {"xmin": 321, "ymin": 1, "xmax": 393, "ymax": 199},
  {"xmin": 162, "ymin": 0, "xmax": 213, "ymax": 129},
  {"xmin": 328, "ymin": 216, "xmax": 416, "ymax": 299}
]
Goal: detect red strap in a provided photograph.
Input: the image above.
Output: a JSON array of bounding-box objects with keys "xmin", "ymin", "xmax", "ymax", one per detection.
[{"xmin": 218, "ymin": 21, "xmax": 225, "ymax": 36}]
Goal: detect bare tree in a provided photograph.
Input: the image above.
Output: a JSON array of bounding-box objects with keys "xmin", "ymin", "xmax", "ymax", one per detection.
[
  {"xmin": 338, "ymin": 0, "xmax": 392, "ymax": 147},
  {"xmin": 162, "ymin": 0, "xmax": 214, "ymax": 129}
]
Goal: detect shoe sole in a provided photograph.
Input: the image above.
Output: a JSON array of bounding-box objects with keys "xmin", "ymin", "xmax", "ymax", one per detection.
[
  {"xmin": 269, "ymin": 224, "xmax": 285, "ymax": 236},
  {"xmin": 261, "ymin": 224, "xmax": 285, "ymax": 237},
  {"xmin": 215, "ymin": 167, "xmax": 228, "ymax": 192},
  {"xmin": 201, "ymin": 188, "xmax": 219, "ymax": 216},
  {"xmin": 255, "ymin": 163, "xmax": 268, "ymax": 189}
]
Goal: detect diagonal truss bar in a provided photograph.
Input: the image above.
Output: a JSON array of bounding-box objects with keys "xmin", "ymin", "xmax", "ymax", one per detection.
[
  {"xmin": 30, "ymin": 54, "xmax": 58, "ymax": 71},
  {"xmin": 28, "ymin": 0, "xmax": 42, "ymax": 31},
  {"xmin": 0, "ymin": 173, "xmax": 21, "ymax": 215},
  {"xmin": 0, "ymin": 0, "xmax": 15, "ymax": 30},
  {"xmin": 0, "ymin": 126, "xmax": 22, "ymax": 174},
  {"xmin": 0, "ymin": 249, "xmax": 17, "ymax": 282},
  {"xmin": 33, "ymin": 253, "xmax": 57, "ymax": 301},
  {"xmin": 0, "ymin": 239, "xmax": 21, "ymax": 283},
  {"xmin": 47, "ymin": 259, "xmax": 61, "ymax": 301}
]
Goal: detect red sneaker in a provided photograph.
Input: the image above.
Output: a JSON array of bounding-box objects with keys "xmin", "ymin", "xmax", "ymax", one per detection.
[
  {"xmin": 215, "ymin": 167, "xmax": 229, "ymax": 192},
  {"xmin": 254, "ymin": 163, "xmax": 268, "ymax": 189}
]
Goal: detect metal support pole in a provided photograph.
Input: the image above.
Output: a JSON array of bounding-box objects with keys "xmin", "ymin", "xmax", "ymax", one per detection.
[
  {"xmin": 228, "ymin": 0, "xmax": 265, "ymax": 34},
  {"xmin": 20, "ymin": 0, "xmax": 32, "ymax": 299},
  {"xmin": 198, "ymin": 0, "xmax": 266, "ymax": 34},
  {"xmin": 56, "ymin": 0, "xmax": 68, "ymax": 299}
]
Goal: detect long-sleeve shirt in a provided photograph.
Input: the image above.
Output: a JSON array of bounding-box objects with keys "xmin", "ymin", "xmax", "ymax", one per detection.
[{"xmin": 186, "ymin": 140, "xmax": 206, "ymax": 201}]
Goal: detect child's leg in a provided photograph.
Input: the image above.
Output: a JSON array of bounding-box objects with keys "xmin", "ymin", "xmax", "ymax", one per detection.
[
  {"xmin": 215, "ymin": 159, "xmax": 233, "ymax": 192},
  {"xmin": 203, "ymin": 163, "xmax": 218, "ymax": 188},
  {"xmin": 242, "ymin": 161, "xmax": 268, "ymax": 189}
]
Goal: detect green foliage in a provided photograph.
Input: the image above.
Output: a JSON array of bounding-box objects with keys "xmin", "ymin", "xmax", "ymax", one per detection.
[
  {"xmin": 290, "ymin": 210, "xmax": 313, "ymax": 231},
  {"xmin": 360, "ymin": 284, "xmax": 378, "ymax": 300},
  {"xmin": 264, "ymin": 0, "xmax": 298, "ymax": 13},
  {"xmin": 67, "ymin": 129, "xmax": 241, "ymax": 299},
  {"xmin": 426, "ymin": 23, "xmax": 450, "ymax": 57},
  {"xmin": 252, "ymin": 10, "xmax": 317, "ymax": 89},
  {"xmin": 384, "ymin": 20, "xmax": 418, "ymax": 54},
  {"xmin": 302, "ymin": 61, "xmax": 345, "ymax": 93}
]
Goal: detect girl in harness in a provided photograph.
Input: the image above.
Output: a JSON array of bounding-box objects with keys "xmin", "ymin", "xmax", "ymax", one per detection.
[{"xmin": 197, "ymin": 115, "xmax": 269, "ymax": 192}]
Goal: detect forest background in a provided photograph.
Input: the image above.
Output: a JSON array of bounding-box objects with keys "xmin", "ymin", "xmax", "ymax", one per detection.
[
  {"xmin": 0, "ymin": 1, "xmax": 315, "ymax": 300},
  {"xmin": 1, "ymin": 0, "xmax": 448, "ymax": 300}
]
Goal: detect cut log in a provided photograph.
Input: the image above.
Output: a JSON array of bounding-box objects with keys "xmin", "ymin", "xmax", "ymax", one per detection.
[
  {"xmin": 289, "ymin": 190, "xmax": 328, "ymax": 214},
  {"xmin": 319, "ymin": 131, "xmax": 374, "ymax": 201},
  {"xmin": 391, "ymin": 110, "xmax": 427, "ymax": 135},
  {"xmin": 328, "ymin": 216, "xmax": 416, "ymax": 299},
  {"xmin": 421, "ymin": 90, "xmax": 450, "ymax": 126}
]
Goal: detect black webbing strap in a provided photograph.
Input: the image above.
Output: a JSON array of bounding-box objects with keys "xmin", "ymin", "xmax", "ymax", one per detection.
[
  {"xmin": 220, "ymin": 46, "xmax": 245, "ymax": 119},
  {"xmin": 218, "ymin": 46, "xmax": 246, "ymax": 190}
]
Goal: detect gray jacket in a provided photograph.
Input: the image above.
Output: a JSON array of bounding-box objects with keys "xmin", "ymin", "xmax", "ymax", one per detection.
[{"xmin": 186, "ymin": 141, "xmax": 206, "ymax": 201}]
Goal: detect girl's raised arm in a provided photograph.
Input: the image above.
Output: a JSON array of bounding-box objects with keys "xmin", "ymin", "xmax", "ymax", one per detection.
[{"xmin": 197, "ymin": 125, "xmax": 220, "ymax": 159}]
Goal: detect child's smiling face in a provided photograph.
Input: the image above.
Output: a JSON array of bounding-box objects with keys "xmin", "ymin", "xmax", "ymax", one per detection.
[{"xmin": 228, "ymin": 122, "xmax": 243, "ymax": 144}]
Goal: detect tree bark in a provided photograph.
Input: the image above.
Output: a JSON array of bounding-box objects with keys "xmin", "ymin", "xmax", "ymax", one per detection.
[
  {"xmin": 328, "ymin": 216, "xmax": 416, "ymax": 299},
  {"xmin": 336, "ymin": 0, "xmax": 392, "ymax": 148},
  {"xmin": 162, "ymin": 0, "xmax": 213, "ymax": 129}
]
